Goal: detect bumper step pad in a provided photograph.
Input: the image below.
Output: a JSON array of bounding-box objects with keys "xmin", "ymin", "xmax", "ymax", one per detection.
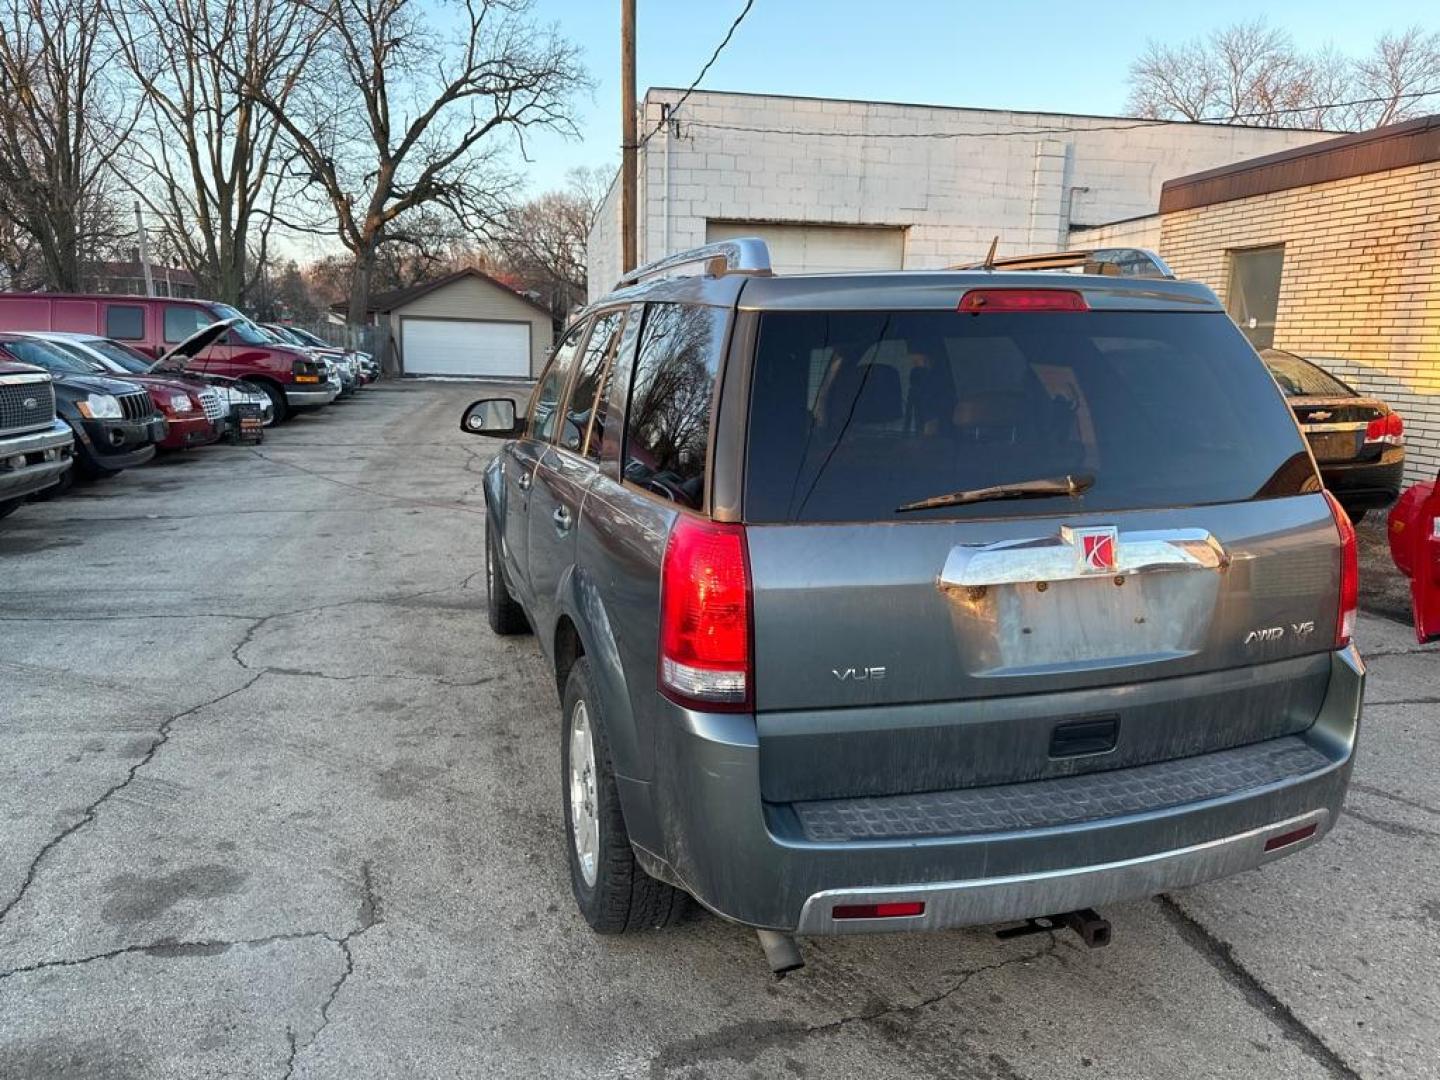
[{"xmin": 789, "ymin": 737, "xmax": 1331, "ymax": 842}]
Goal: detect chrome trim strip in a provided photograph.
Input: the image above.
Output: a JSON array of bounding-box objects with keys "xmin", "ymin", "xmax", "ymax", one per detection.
[
  {"xmin": 939, "ymin": 526, "xmax": 1228, "ymax": 590},
  {"xmin": 1299, "ymin": 421, "xmax": 1368, "ymax": 433},
  {"xmin": 795, "ymin": 809, "xmax": 1329, "ymax": 934},
  {"xmin": 0, "ymin": 371, "xmax": 52, "ymax": 387}
]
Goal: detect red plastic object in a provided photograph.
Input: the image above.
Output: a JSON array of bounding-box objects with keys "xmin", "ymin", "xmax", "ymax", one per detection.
[
  {"xmin": 1388, "ymin": 475, "xmax": 1440, "ymax": 643},
  {"xmin": 958, "ymin": 289, "xmax": 1088, "ymax": 313}
]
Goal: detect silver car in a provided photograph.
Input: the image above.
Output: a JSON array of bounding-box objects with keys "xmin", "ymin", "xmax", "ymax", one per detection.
[{"xmin": 461, "ymin": 241, "xmax": 1363, "ymax": 973}]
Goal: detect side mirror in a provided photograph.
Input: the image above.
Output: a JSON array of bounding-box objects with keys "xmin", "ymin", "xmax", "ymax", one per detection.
[{"xmin": 461, "ymin": 397, "xmax": 521, "ymax": 437}]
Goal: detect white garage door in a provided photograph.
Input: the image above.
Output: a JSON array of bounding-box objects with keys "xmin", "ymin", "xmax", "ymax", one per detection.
[
  {"xmin": 402, "ymin": 318, "xmax": 530, "ymax": 377},
  {"xmin": 705, "ymin": 221, "xmax": 905, "ymax": 274}
]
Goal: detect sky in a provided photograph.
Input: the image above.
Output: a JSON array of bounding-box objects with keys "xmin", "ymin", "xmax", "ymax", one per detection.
[{"xmin": 517, "ymin": 0, "xmax": 1436, "ymax": 194}]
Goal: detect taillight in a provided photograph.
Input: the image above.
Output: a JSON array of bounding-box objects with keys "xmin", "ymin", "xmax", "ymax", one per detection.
[
  {"xmin": 659, "ymin": 517, "xmax": 751, "ymax": 711},
  {"xmin": 1364, "ymin": 412, "xmax": 1404, "ymax": 446},
  {"xmin": 959, "ymin": 289, "xmax": 1088, "ymax": 313},
  {"xmin": 1324, "ymin": 491, "xmax": 1358, "ymax": 648}
]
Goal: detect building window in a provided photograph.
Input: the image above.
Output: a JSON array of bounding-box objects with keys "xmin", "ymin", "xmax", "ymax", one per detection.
[
  {"xmin": 105, "ymin": 304, "xmax": 145, "ymax": 340},
  {"xmin": 1227, "ymin": 246, "xmax": 1284, "ymax": 349}
]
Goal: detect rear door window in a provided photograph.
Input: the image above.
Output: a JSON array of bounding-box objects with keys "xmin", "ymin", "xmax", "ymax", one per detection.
[
  {"xmin": 744, "ymin": 310, "xmax": 1315, "ymax": 523},
  {"xmin": 623, "ymin": 303, "xmax": 727, "ymax": 510},
  {"xmin": 560, "ymin": 309, "xmax": 624, "ymax": 455},
  {"xmin": 106, "ymin": 305, "xmax": 145, "ymax": 341}
]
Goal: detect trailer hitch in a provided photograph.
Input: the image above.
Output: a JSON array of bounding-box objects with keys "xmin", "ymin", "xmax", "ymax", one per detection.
[{"xmin": 996, "ymin": 908, "xmax": 1112, "ymax": 949}]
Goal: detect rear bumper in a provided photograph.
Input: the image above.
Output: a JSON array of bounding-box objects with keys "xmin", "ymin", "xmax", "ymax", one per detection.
[
  {"xmin": 0, "ymin": 420, "xmax": 74, "ymax": 500},
  {"xmin": 1322, "ymin": 451, "xmax": 1405, "ymax": 508},
  {"xmin": 640, "ymin": 648, "xmax": 1364, "ymax": 933}
]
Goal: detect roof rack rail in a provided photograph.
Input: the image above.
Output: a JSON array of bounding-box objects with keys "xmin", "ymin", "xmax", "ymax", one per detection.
[
  {"xmin": 949, "ymin": 247, "xmax": 1175, "ymax": 280},
  {"xmin": 614, "ymin": 237, "xmax": 773, "ymax": 290}
]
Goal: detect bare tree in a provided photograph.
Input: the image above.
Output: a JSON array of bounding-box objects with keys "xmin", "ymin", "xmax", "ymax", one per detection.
[
  {"xmin": 104, "ymin": 0, "xmax": 320, "ymax": 305},
  {"xmin": 1127, "ymin": 20, "xmax": 1440, "ymax": 130},
  {"xmin": 242, "ymin": 0, "xmax": 586, "ymax": 338},
  {"xmin": 497, "ymin": 165, "xmax": 608, "ymax": 323},
  {"xmin": 1352, "ymin": 27, "xmax": 1440, "ymax": 128},
  {"xmin": 0, "ymin": 0, "xmax": 131, "ymax": 290}
]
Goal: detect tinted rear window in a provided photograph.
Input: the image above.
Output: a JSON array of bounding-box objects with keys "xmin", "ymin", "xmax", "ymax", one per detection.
[
  {"xmin": 744, "ymin": 310, "xmax": 1316, "ymax": 523},
  {"xmin": 1262, "ymin": 350, "xmax": 1353, "ymax": 398}
]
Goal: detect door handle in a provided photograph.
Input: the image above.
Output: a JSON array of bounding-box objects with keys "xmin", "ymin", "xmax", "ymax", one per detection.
[
  {"xmin": 517, "ymin": 470, "xmax": 532, "ymax": 492},
  {"xmin": 552, "ymin": 506, "xmax": 573, "ymax": 533}
]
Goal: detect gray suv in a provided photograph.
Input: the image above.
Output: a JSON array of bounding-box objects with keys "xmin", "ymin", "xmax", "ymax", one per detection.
[{"xmin": 462, "ymin": 240, "xmax": 1363, "ymax": 972}]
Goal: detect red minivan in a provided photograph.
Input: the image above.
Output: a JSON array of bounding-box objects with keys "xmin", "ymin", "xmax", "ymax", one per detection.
[{"xmin": 0, "ymin": 293, "xmax": 336, "ymax": 423}]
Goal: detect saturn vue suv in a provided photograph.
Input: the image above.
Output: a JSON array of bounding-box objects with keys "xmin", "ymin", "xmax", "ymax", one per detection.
[{"xmin": 460, "ymin": 240, "xmax": 1364, "ymax": 972}]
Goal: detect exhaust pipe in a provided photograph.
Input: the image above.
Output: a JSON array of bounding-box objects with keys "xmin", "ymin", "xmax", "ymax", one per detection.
[{"xmin": 756, "ymin": 930, "xmax": 804, "ymax": 976}]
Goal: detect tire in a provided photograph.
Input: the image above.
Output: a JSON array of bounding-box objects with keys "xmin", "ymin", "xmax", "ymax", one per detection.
[
  {"xmin": 561, "ymin": 658, "xmax": 688, "ymax": 933},
  {"xmin": 486, "ymin": 523, "xmax": 529, "ymax": 635},
  {"xmin": 242, "ymin": 379, "xmax": 288, "ymax": 425}
]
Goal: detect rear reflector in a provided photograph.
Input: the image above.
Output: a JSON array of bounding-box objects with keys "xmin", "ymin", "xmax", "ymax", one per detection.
[
  {"xmin": 832, "ymin": 901, "xmax": 926, "ymax": 920},
  {"xmin": 959, "ymin": 288, "xmax": 1088, "ymax": 313},
  {"xmin": 1324, "ymin": 491, "xmax": 1359, "ymax": 648},
  {"xmin": 1264, "ymin": 822, "xmax": 1319, "ymax": 852}
]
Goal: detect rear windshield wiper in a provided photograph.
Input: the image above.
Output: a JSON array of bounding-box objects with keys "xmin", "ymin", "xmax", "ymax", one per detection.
[{"xmin": 895, "ymin": 473, "xmax": 1095, "ymax": 513}]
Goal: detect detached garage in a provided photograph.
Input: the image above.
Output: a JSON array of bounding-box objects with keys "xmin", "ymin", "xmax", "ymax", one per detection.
[{"xmin": 358, "ymin": 269, "xmax": 553, "ymax": 378}]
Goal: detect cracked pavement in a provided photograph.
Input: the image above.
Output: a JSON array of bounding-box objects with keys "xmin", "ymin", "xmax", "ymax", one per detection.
[{"xmin": 2, "ymin": 381, "xmax": 1438, "ymax": 1079}]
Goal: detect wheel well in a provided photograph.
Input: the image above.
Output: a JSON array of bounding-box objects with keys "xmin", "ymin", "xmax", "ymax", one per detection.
[{"xmin": 554, "ymin": 617, "xmax": 584, "ymax": 698}]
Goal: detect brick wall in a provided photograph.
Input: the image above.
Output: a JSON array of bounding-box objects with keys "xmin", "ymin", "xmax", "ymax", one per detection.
[
  {"xmin": 1161, "ymin": 162, "xmax": 1440, "ymax": 486},
  {"xmin": 588, "ymin": 90, "xmax": 1327, "ymax": 301}
]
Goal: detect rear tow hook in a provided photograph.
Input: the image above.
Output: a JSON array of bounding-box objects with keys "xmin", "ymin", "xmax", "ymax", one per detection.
[
  {"xmin": 756, "ymin": 930, "xmax": 805, "ymax": 976},
  {"xmin": 996, "ymin": 908, "xmax": 1112, "ymax": 949}
]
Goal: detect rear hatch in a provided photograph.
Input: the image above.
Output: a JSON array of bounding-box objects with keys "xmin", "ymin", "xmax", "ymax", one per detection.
[{"xmin": 739, "ymin": 290, "xmax": 1343, "ymax": 802}]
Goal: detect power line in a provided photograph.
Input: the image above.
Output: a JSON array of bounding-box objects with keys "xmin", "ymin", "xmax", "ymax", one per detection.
[
  {"xmin": 659, "ymin": 86, "xmax": 1440, "ymax": 142},
  {"xmin": 636, "ymin": 0, "xmax": 756, "ymax": 150}
]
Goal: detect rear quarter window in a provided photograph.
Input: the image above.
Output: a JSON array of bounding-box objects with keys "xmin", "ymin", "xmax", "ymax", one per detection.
[
  {"xmin": 744, "ymin": 309, "xmax": 1317, "ymax": 523},
  {"xmin": 164, "ymin": 305, "xmax": 212, "ymax": 344},
  {"xmin": 623, "ymin": 303, "xmax": 727, "ymax": 510}
]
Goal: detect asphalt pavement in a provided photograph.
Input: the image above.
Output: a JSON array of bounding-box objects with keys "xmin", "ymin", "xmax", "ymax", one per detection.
[{"xmin": 1, "ymin": 381, "xmax": 1437, "ymax": 1080}]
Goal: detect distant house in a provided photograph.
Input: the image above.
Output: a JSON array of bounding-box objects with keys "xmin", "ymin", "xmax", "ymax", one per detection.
[
  {"xmin": 586, "ymin": 88, "xmax": 1332, "ymax": 299},
  {"xmin": 336, "ymin": 268, "xmax": 553, "ymax": 378},
  {"xmin": 85, "ymin": 260, "xmax": 198, "ymax": 299}
]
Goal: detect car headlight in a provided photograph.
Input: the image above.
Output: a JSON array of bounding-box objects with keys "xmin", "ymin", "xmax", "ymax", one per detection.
[
  {"xmin": 169, "ymin": 393, "xmax": 195, "ymax": 414},
  {"xmin": 77, "ymin": 393, "xmax": 122, "ymax": 419}
]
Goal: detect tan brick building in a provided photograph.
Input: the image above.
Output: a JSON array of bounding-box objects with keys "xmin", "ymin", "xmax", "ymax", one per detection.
[{"xmin": 1158, "ymin": 116, "xmax": 1440, "ymax": 486}]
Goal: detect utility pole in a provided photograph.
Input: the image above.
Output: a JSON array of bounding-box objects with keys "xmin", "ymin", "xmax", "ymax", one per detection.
[
  {"xmin": 133, "ymin": 202, "xmax": 155, "ymax": 297},
  {"xmin": 620, "ymin": 0, "xmax": 637, "ymax": 273}
]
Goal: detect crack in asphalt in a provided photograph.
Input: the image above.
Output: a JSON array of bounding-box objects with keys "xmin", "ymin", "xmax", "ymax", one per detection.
[
  {"xmin": 0, "ymin": 672, "xmax": 267, "ymax": 932},
  {"xmin": 247, "ymin": 447, "xmax": 488, "ymax": 517},
  {"xmin": 647, "ymin": 939, "xmax": 1056, "ymax": 1079},
  {"xmin": 1157, "ymin": 896, "xmax": 1362, "ymax": 1080},
  {"xmin": 0, "ymin": 929, "xmax": 326, "ymax": 983},
  {"xmin": 283, "ymin": 862, "xmax": 384, "ymax": 1080},
  {"xmin": 263, "ymin": 666, "xmax": 497, "ymax": 688}
]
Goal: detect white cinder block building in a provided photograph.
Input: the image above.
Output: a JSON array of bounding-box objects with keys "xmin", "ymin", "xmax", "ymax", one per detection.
[{"xmin": 587, "ymin": 89, "xmax": 1332, "ymax": 300}]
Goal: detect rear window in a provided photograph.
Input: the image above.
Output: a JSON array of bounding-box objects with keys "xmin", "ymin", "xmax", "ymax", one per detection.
[
  {"xmin": 1262, "ymin": 350, "xmax": 1353, "ymax": 398},
  {"xmin": 744, "ymin": 310, "xmax": 1316, "ymax": 523}
]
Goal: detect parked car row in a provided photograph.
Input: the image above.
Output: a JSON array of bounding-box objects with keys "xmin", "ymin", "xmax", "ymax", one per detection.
[{"xmin": 0, "ymin": 299, "xmax": 377, "ymax": 521}]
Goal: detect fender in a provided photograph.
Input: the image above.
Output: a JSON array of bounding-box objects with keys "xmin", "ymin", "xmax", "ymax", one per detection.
[{"xmin": 482, "ymin": 453, "xmax": 507, "ymax": 536}]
